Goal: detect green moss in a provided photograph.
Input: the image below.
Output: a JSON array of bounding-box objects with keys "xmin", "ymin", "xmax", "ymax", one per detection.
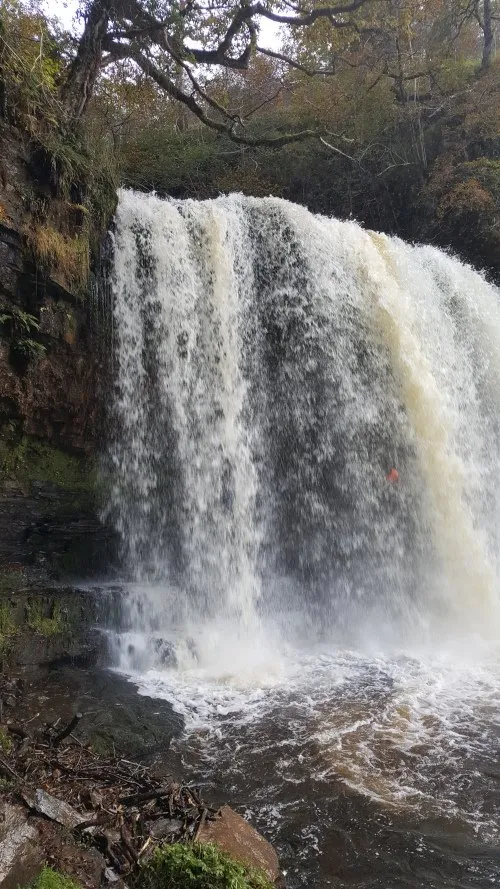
[
  {"xmin": 89, "ymin": 733, "xmax": 115, "ymax": 757},
  {"xmin": 28, "ymin": 867, "xmax": 83, "ymax": 889},
  {"xmin": 0, "ymin": 436, "xmax": 93, "ymax": 490},
  {"xmin": 26, "ymin": 599, "xmax": 67, "ymax": 637},
  {"xmin": 0, "ymin": 728, "xmax": 13, "ymax": 753},
  {"xmin": 138, "ymin": 843, "xmax": 275, "ymax": 889},
  {"xmin": 0, "ymin": 568, "xmax": 26, "ymax": 594},
  {"xmin": 0, "ymin": 436, "xmax": 98, "ymax": 510},
  {"xmin": 0, "ymin": 600, "xmax": 17, "ymax": 654}
]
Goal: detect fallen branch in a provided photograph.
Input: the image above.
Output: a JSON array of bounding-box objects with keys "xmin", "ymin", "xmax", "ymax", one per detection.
[
  {"xmin": 0, "ymin": 754, "xmax": 20, "ymax": 780},
  {"xmin": 193, "ymin": 806, "xmax": 208, "ymax": 842},
  {"xmin": 52, "ymin": 712, "xmax": 83, "ymax": 747},
  {"xmin": 118, "ymin": 785, "xmax": 174, "ymax": 806}
]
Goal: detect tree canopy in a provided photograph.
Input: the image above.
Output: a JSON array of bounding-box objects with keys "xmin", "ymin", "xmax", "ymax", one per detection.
[
  {"xmin": 62, "ymin": 0, "xmax": 497, "ymax": 140},
  {"xmin": 61, "ymin": 0, "xmax": 391, "ymax": 146},
  {"xmin": 0, "ymin": 0, "xmax": 498, "ymax": 276}
]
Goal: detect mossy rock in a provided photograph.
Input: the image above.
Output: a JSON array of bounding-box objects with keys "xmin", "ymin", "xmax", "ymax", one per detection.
[
  {"xmin": 0, "ymin": 598, "xmax": 17, "ymax": 654},
  {"xmin": 0, "ymin": 436, "xmax": 96, "ymax": 494},
  {"xmin": 26, "ymin": 598, "xmax": 68, "ymax": 637}
]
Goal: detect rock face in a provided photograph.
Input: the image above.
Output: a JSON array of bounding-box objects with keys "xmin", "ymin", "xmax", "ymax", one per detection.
[
  {"xmin": 0, "ymin": 121, "xmax": 115, "ymax": 576},
  {"xmin": 0, "ymin": 586, "xmax": 117, "ymax": 670},
  {"xmin": 198, "ymin": 805, "xmax": 281, "ymax": 884},
  {"xmin": 0, "ymin": 121, "xmax": 102, "ymax": 457},
  {"xmin": 0, "ymin": 478, "xmax": 117, "ymax": 579}
]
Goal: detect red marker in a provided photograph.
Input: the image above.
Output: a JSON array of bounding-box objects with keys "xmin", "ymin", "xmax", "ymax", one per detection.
[{"xmin": 386, "ymin": 467, "xmax": 399, "ymax": 483}]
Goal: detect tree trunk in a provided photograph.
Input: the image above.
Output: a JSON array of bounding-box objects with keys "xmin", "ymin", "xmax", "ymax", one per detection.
[
  {"xmin": 60, "ymin": 0, "xmax": 112, "ymax": 122},
  {"xmin": 481, "ymin": 0, "xmax": 495, "ymax": 70}
]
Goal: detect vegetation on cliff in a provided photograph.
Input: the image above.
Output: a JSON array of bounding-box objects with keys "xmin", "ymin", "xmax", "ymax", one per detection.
[
  {"xmin": 0, "ymin": 435, "xmax": 96, "ymax": 496},
  {"xmin": 0, "ymin": 0, "xmax": 116, "ymax": 296}
]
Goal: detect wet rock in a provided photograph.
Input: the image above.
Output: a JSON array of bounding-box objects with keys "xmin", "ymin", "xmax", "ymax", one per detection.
[
  {"xmin": 197, "ymin": 805, "xmax": 280, "ymax": 884},
  {"xmin": 15, "ymin": 667, "xmax": 183, "ymax": 762},
  {"xmin": 12, "ymin": 628, "xmax": 106, "ymax": 669},
  {"xmin": 0, "ymin": 803, "xmax": 43, "ymax": 889},
  {"xmin": 124, "ymin": 637, "xmax": 177, "ymax": 672},
  {"xmin": 0, "ymin": 121, "xmax": 117, "ymax": 584},
  {"xmin": 0, "ymin": 122, "xmax": 101, "ymax": 459},
  {"xmin": 152, "ymin": 638, "xmax": 177, "ymax": 668},
  {"xmin": 148, "ymin": 817, "xmax": 183, "ymax": 840},
  {"xmin": 0, "ymin": 586, "xmax": 117, "ymax": 671},
  {"xmin": 54, "ymin": 844, "xmax": 105, "ymax": 889},
  {"xmin": 21, "ymin": 788, "xmax": 89, "ymax": 829}
]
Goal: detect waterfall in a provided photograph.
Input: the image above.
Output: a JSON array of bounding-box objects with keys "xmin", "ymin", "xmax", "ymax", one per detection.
[{"xmin": 106, "ymin": 189, "xmax": 500, "ymax": 651}]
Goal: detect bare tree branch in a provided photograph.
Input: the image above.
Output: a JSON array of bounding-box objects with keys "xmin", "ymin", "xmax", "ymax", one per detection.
[
  {"xmin": 256, "ymin": 44, "xmax": 337, "ymax": 76},
  {"xmin": 319, "ymin": 135, "xmax": 357, "ymax": 161},
  {"xmin": 105, "ymin": 41, "xmax": 325, "ymax": 147},
  {"xmin": 252, "ymin": 0, "xmax": 373, "ymax": 26}
]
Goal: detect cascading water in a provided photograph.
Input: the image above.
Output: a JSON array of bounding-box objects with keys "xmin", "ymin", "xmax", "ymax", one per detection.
[
  {"xmin": 105, "ymin": 190, "xmax": 500, "ymax": 888},
  {"xmin": 108, "ymin": 189, "xmax": 500, "ymax": 642}
]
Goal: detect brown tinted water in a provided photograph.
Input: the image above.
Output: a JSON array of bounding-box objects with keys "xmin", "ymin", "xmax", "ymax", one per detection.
[{"xmin": 121, "ymin": 644, "xmax": 500, "ymax": 888}]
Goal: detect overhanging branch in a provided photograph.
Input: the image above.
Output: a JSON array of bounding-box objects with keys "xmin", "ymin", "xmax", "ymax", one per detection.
[
  {"xmin": 108, "ymin": 42, "xmax": 332, "ymax": 148},
  {"xmin": 257, "ymin": 45, "xmax": 336, "ymax": 75}
]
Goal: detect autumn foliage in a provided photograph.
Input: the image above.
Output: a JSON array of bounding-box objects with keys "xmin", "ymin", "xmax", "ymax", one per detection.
[{"xmin": 0, "ymin": 0, "xmax": 498, "ymax": 276}]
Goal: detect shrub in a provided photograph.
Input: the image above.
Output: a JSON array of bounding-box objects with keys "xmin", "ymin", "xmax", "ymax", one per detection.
[
  {"xmin": 0, "ymin": 306, "xmax": 46, "ymax": 367},
  {"xmin": 138, "ymin": 843, "xmax": 275, "ymax": 889}
]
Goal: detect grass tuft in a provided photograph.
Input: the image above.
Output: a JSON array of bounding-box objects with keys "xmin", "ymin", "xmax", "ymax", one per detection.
[
  {"xmin": 26, "ymin": 599, "xmax": 66, "ymax": 637},
  {"xmin": 29, "ymin": 867, "xmax": 83, "ymax": 889},
  {"xmin": 0, "ymin": 727, "xmax": 13, "ymax": 753},
  {"xmin": 0, "ymin": 600, "xmax": 17, "ymax": 654},
  {"xmin": 24, "ymin": 223, "xmax": 90, "ymax": 292}
]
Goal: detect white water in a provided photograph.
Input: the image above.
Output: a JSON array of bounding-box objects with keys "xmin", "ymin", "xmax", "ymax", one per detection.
[{"xmin": 106, "ymin": 191, "xmax": 500, "ymax": 878}]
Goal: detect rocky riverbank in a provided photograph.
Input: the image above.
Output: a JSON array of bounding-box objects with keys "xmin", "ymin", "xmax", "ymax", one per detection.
[
  {"xmin": 0, "ymin": 577, "xmax": 284, "ymax": 889},
  {"xmin": 0, "ymin": 690, "xmax": 280, "ymax": 888}
]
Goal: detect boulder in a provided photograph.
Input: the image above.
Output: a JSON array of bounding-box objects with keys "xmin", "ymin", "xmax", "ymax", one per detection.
[
  {"xmin": 52, "ymin": 844, "xmax": 105, "ymax": 889},
  {"xmin": 21, "ymin": 788, "xmax": 90, "ymax": 830},
  {"xmin": 197, "ymin": 805, "xmax": 280, "ymax": 884},
  {"xmin": 0, "ymin": 803, "xmax": 43, "ymax": 889}
]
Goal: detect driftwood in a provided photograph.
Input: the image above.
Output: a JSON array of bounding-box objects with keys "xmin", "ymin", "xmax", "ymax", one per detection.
[
  {"xmin": 52, "ymin": 713, "xmax": 83, "ymax": 747},
  {"xmin": 118, "ymin": 786, "xmax": 174, "ymax": 806}
]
